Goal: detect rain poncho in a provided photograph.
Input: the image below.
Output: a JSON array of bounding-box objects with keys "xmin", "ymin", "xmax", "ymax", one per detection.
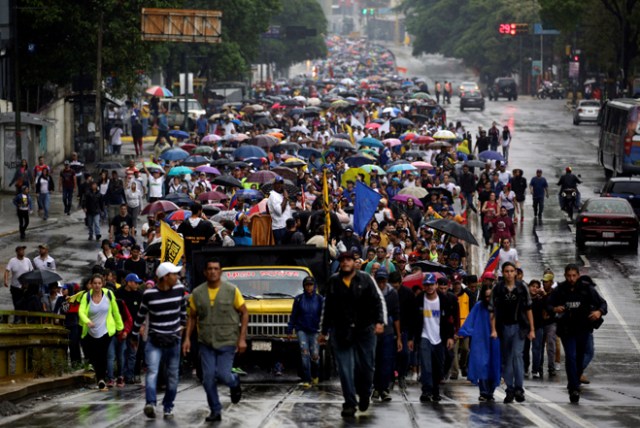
[{"xmin": 458, "ymin": 302, "xmax": 501, "ymax": 386}]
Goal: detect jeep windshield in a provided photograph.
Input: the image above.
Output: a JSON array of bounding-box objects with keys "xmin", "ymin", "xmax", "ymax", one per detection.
[{"xmin": 222, "ymin": 267, "xmax": 309, "ymax": 299}]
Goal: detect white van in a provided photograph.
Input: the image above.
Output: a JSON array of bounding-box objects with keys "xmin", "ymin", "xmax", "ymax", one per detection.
[{"xmin": 160, "ymin": 97, "xmax": 206, "ymax": 130}]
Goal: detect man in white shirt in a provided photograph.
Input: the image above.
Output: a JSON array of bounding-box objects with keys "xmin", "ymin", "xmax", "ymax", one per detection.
[
  {"xmin": 266, "ymin": 176, "xmax": 292, "ymax": 244},
  {"xmin": 497, "ymin": 163, "xmax": 512, "ymax": 186},
  {"xmin": 496, "ymin": 238, "xmax": 519, "ymax": 277},
  {"xmin": 4, "ymin": 245, "xmax": 34, "ymax": 309},
  {"xmin": 143, "ymin": 166, "xmax": 165, "ymax": 202},
  {"xmin": 33, "ymin": 243, "xmax": 56, "ymax": 271}
]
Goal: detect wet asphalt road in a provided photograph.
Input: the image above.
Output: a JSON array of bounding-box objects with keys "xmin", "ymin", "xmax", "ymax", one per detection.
[{"xmin": 2, "ymin": 46, "xmax": 640, "ymax": 427}]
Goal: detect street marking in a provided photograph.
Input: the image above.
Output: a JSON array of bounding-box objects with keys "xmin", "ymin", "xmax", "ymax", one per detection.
[
  {"xmin": 525, "ymin": 390, "xmax": 598, "ymax": 428},
  {"xmin": 493, "ymin": 390, "xmax": 554, "ymax": 428},
  {"xmin": 593, "ymin": 277, "xmax": 640, "ymax": 356},
  {"xmin": 580, "ymin": 255, "xmax": 591, "ymax": 268}
]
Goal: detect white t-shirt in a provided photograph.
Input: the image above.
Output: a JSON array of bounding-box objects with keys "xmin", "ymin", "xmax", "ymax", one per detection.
[
  {"xmin": 88, "ymin": 292, "xmax": 110, "ymax": 338},
  {"xmin": 267, "ymin": 190, "xmax": 291, "ymax": 230},
  {"xmin": 499, "ymin": 190, "xmax": 516, "ymax": 210},
  {"xmin": 498, "ymin": 170, "xmax": 512, "ymax": 185},
  {"xmin": 33, "ymin": 255, "xmax": 56, "ymax": 271},
  {"xmin": 422, "ymin": 295, "xmax": 441, "ymax": 345},
  {"xmin": 6, "ymin": 257, "xmax": 33, "ymax": 288},
  {"xmin": 110, "ymin": 127, "xmax": 123, "ymax": 146},
  {"xmin": 148, "ymin": 175, "xmax": 165, "ymax": 198},
  {"xmin": 497, "ymin": 248, "xmax": 519, "ymax": 276}
]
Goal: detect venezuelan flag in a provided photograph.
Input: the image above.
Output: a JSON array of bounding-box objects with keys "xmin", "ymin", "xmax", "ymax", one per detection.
[{"xmin": 483, "ymin": 245, "xmax": 500, "ymax": 275}]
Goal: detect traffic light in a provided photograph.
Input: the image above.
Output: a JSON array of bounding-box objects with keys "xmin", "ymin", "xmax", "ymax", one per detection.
[
  {"xmin": 361, "ymin": 8, "xmax": 375, "ymax": 16},
  {"xmin": 498, "ymin": 23, "xmax": 529, "ymax": 36}
]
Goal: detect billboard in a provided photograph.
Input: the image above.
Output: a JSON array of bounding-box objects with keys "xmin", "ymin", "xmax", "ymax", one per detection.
[{"xmin": 141, "ymin": 8, "xmax": 222, "ymax": 43}]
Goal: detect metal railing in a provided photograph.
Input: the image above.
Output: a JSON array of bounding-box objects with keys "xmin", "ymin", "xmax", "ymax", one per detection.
[
  {"xmin": 247, "ymin": 313, "xmax": 290, "ymax": 337},
  {"xmin": 0, "ymin": 311, "xmax": 69, "ymax": 378}
]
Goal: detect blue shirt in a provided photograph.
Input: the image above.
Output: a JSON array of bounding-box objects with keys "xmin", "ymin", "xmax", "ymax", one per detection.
[{"xmin": 529, "ymin": 176, "xmax": 548, "ymax": 199}]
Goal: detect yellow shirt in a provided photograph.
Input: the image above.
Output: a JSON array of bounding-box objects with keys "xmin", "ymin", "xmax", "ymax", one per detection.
[{"xmin": 188, "ymin": 286, "xmax": 245, "ymax": 313}]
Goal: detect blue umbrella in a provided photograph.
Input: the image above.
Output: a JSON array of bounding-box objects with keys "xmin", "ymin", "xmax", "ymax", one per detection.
[
  {"xmin": 160, "ymin": 148, "xmax": 190, "ymax": 161},
  {"xmin": 182, "ymin": 155, "xmax": 210, "ymax": 167},
  {"xmin": 298, "ymin": 148, "xmax": 322, "ymax": 159},
  {"xmin": 168, "ymin": 130, "xmax": 189, "ymax": 139},
  {"xmin": 478, "ymin": 150, "xmax": 505, "ymax": 162},
  {"xmin": 345, "ymin": 156, "xmax": 374, "ymax": 168},
  {"xmin": 233, "ymin": 145, "xmax": 268, "ymax": 160},
  {"xmin": 235, "ymin": 189, "xmax": 265, "ymax": 201},
  {"xmin": 358, "ymin": 137, "xmax": 384, "ymax": 148},
  {"xmin": 387, "ymin": 163, "xmax": 418, "ymax": 173},
  {"xmin": 167, "ymin": 166, "xmax": 193, "ymax": 177}
]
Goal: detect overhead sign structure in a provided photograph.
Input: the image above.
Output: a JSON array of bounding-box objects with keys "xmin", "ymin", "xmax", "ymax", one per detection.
[{"xmin": 141, "ymin": 8, "xmax": 222, "ymax": 43}]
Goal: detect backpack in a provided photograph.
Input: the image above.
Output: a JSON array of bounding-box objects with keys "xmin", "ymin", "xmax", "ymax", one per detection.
[{"xmin": 116, "ymin": 299, "xmax": 133, "ymax": 341}]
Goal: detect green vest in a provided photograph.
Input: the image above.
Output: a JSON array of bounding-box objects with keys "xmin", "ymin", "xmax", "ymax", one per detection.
[{"xmin": 192, "ymin": 280, "xmax": 240, "ymax": 349}]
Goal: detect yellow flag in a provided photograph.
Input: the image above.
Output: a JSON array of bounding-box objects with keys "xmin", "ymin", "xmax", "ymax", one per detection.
[
  {"xmin": 322, "ymin": 170, "xmax": 331, "ymax": 245},
  {"xmin": 345, "ymin": 123, "xmax": 355, "ymax": 145},
  {"xmin": 161, "ymin": 221, "xmax": 185, "ymax": 264}
]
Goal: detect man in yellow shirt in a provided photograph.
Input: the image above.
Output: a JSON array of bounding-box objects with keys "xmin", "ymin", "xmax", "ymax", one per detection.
[{"xmin": 182, "ymin": 258, "xmax": 248, "ymax": 423}]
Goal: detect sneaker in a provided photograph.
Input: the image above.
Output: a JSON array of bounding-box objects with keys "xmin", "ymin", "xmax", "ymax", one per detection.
[
  {"xmin": 504, "ymin": 391, "xmax": 515, "ymax": 404},
  {"xmin": 300, "ymin": 382, "xmax": 311, "ymax": 388},
  {"xmin": 549, "ymin": 369, "xmax": 557, "ymax": 377},
  {"xmin": 312, "ymin": 377, "xmax": 319, "ymax": 385},
  {"xmin": 419, "ymin": 394, "xmax": 433, "ymax": 403},
  {"xmin": 580, "ymin": 375, "xmax": 590, "ymax": 384},
  {"xmin": 410, "ymin": 372, "xmax": 419, "ymax": 382},
  {"xmin": 532, "ymin": 372, "xmax": 541, "ymax": 379},
  {"xmin": 515, "ymin": 391, "xmax": 525, "ymax": 403},
  {"xmin": 398, "ymin": 376, "xmax": 407, "ymax": 391},
  {"xmin": 163, "ymin": 409, "xmax": 174, "ymax": 419},
  {"xmin": 478, "ymin": 395, "xmax": 489, "ymax": 402},
  {"xmin": 569, "ymin": 390, "xmax": 580, "ymax": 403},
  {"xmin": 106, "ymin": 379, "xmax": 115, "ymax": 388},
  {"xmin": 96, "ymin": 235, "xmax": 101, "ymax": 241},
  {"xmin": 450, "ymin": 373, "xmax": 458, "ymax": 380},
  {"xmin": 358, "ymin": 395, "xmax": 370, "ymax": 412},
  {"xmin": 380, "ymin": 390, "xmax": 392, "ymax": 402},
  {"xmin": 232, "ymin": 367, "xmax": 248, "ymax": 376},
  {"xmin": 97, "ymin": 379, "xmax": 107, "ymax": 390},
  {"xmin": 341, "ymin": 405, "xmax": 356, "ymax": 418},
  {"xmin": 144, "ymin": 403, "xmax": 156, "ymax": 419},
  {"xmin": 524, "ymin": 370, "xmax": 530, "ymax": 378},
  {"xmin": 230, "ymin": 383, "xmax": 242, "ymax": 404},
  {"xmin": 88, "ymin": 235, "xmax": 93, "ymax": 240},
  {"xmin": 432, "ymin": 394, "xmax": 442, "ymax": 402},
  {"xmin": 205, "ymin": 412, "xmax": 222, "ymax": 422},
  {"xmin": 116, "ymin": 376, "xmax": 125, "ymax": 387},
  {"xmin": 371, "ymin": 390, "xmax": 380, "ymax": 400}
]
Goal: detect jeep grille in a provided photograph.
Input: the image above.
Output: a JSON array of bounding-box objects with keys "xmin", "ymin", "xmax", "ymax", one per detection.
[{"xmin": 248, "ymin": 313, "xmax": 290, "ymax": 337}]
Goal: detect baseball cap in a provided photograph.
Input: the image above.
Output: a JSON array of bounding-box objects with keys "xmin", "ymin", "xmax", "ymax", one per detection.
[
  {"xmin": 156, "ymin": 262, "xmax": 182, "ymax": 279},
  {"xmin": 542, "ymin": 273, "xmax": 554, "ymax": 282},
  {"xmin": 274, "ymin": 175, "xmax": 284, "ymax": 183},
  {"xmin": 38, "ymin": 243, "xmax": 49, "ymax": 250},
  {"xmin": 566, "ymin": 167, "xmax": 572, "ymax": 172},
  {"xmin": 303, "ymin": 276, "xmax": 315, "ymax": 286},
  {"xmin": 345, "ymin": 227, "xmax": 353, "ymax": 233},
  {"xmin": 423, "ymin": 273, "xmax": 437, "ymax": 285},
  {"xmin": 449, "ymin": 252, "xmax": 460, "ymax": 260},
  {"xmin": 375, "ymin": 268, "xmax": 389, "ymax": 279},
  {"xmin": 437, "ymin": 277, "xmax": 449, "ymax": 286},
  {"xmin": 15, "ymin": 245, "xmax": 26, "ymax": 251},
  {"xmin": 393, "ymin": 247, "xmax": 403, "ymax": 255},
  {"xmin": 337, "ymin": 251, "xmax": 356, "ymax": 261},
  {"xmin": 125, "ymin": 273, "xmax": 143, "ymax": 283}
]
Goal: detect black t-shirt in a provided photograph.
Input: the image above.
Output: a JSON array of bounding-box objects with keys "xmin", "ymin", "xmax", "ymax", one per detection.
[
  {"xmin": 111, "ymin": 214, "xmax": 134, "ymax": 235},
  {"xmin": 444, "ymin": 242, "xmax": 466, "ymax": 259},
  {"xmin": 124, "ymin": 258, "xmax": 147, "ymax": 280},
  {"xmin": 176, "ymin": 217, "xmax": 215, "ymax": 257},
  {"xmin": 116, "ymin": 287, "xmax": 143, "ymax": 320}
]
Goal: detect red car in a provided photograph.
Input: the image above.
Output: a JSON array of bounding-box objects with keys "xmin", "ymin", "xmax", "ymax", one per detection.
[{"xmin": 576, "ymin": 197, "xmax": 639, "ymax": 251}]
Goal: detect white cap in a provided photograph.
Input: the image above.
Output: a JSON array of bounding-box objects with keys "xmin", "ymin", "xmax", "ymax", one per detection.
[{"xmin": 156, "ymin": 262, "xmax": 182, "ymax": 279}]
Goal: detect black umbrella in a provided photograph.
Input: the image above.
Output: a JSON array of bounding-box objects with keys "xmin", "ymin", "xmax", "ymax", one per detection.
[
  {"xmin": 254, "ymin": 117, "xmax": 277, "ymax": 127},
  {"xmin": 410, "ymin": 260, "xmax": 453, "ymax": 274},
  {"xmin": 162, "ymin": 193, "xmax": 195, "ymax": 207},
  {"xmin": 229, "ymin": 161, "xmax": 251, "ymax": 169},
  {"xmin": 19, "ymin": 269, "xmax": 62, "ymax": 285},
  {"xmin": 422, "ymin": 187, "xmax": 454, "ymax": 203},
  {"xmin": 212, "ymin": 158, "xmax": 231, "ymax": 167},
  {"xmin": 391, "ymin": 117, "xmax": 415, "ymax": 127},
  {"xmin": 144, "ymin": 242, "xmax": 161, "ymax": 258},
  {"xmin": 426, "ymin": 219, "xmax": 479, "ymax": 245},
  {"xmin": 212, "ymin": 175, "xmax": 243, "ymax": 188},
  {"xmin": 464, "ymin": 160, "xmax": 488, "ymax": 168},
  {"xmin": 261, "ymin": 179, "xmax": 300, "ymax": 195}
]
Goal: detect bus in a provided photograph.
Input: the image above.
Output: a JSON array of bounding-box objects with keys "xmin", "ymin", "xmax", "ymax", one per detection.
[{"xmin": 598, "ymin": 98, "xmax": 640, "ymax": 177}]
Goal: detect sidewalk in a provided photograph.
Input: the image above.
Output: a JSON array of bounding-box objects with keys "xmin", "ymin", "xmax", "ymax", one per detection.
[{"xmin": 0, "ymin": 372, "xmax": 91, "ymax": 403}]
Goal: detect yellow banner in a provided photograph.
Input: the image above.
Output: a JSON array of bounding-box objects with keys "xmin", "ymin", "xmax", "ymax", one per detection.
[
  {"xmin": 160, "ymin": 221, "xmax": 184, "ymax": 264},
  {"xmin": 322, "ymin": 170, "xmax": 331, "ymax": 245},
  {"xmin": 345, "ymin": 123, "xmax": 355, "ymax": 145}
]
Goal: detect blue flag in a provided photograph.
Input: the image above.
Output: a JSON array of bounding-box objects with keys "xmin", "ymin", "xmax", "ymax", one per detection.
[{"xmin": 353, "ymin": 181, "xmax": 382, "ymax": 236}]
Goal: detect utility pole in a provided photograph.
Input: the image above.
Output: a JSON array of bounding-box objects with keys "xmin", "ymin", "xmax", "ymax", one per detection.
[
  {"xmin": 95, "ymin": 10, "xmax": 104, "ymax": 160},
  {"xmin": 12, "ymin": 0, "xmax": 21, "ymax": 161}
]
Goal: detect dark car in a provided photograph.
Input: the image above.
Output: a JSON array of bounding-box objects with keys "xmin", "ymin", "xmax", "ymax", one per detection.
[
  {"xmin": 575, "ymin": 197, "xmax": 639, "ymax": 251},
  {"xmin": 488, "ymin": 77, "xmax": 518, "ymax": 101},
  {"xmin": 600, "ymin": 177, "xmax": 640, "ymax": 217},
  {"xmin": 460, "ymin": 90, "xmax": 485, "ymax": 111}
]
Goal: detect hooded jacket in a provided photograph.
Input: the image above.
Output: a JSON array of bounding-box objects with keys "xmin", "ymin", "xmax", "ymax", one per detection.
[{"xmin": 287, "ymin": 279, "xmax": 324, "ymax": 334}]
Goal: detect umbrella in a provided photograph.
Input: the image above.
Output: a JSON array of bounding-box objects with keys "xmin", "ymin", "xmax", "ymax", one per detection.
[
  {"xmin": 229, "ymin": 161, "xmax": 251, "ymax": 169},
  {"xmin": 391, "ymin": 117, "xmax": 415, "ymax": 127},
  {"xmin": 398, "ymin": 187, "xmax": 428, "ymax": 198},
  {"xmin": 298, "ymin": 148, "xmax": 322, "ymax": 159},
  {"xmin": 144, "ymin": 242, "xmax": 161, "ymax": 258},
  {"xmin": 329, "ymin": 139, "xmax": 354, "ymax": 150},
  {"xmin": 463, "ymin": 160, "xmax": 487, "ymax": 168},
  {"xmin": 361, "ymin": 164, "xmax": 386, "ymax": 174},
  {"xmin": 180, "ymin": 143, "xmax": 197, "ymax": 153},
  {"xmin": 410, "ymin": 260, "xmax": 453, "ymax": 274},
  {"xmin": 388, "ymin": 159, "xmax": 411, "ymax": 167},
  {"xmin": 402, "ymin": 271, "xmax": 426, "ymax": 289},
  {"xmin": 358, "ymin": 137, "xmax": 384, "ymax": 148},
  {"xmin": 162, "ymin": 193, "xmax": 195, "ymax": 207},
  {"xmin": 272, "ymin": 166, "xmax": 298, "ymax": 182},
  {"xmin": 166, "ymin": 209, "xmax": 192, "ymax": 222},
  {"xmin": 182, "ymin": 155, "xmax": 210, "ymax": 167},
  {"xmin": 278, "ymin": 142, "xmax": 302, "ymax": 152},
  {"xmin": 254, "ymin": 117, "xmax": 277, "ymax": 127},
  {"xmin": 345, "ymin": 155, "xmax": 374, "ymax": 168},
  {"xmin": 145, "ymin": 85, "xmax": 173, "ymax": 97},
  {"xmin": 433, "ymin": 130, "xmax": 457, "ymax": 140},
  {"xmin": 424, "ymin": 188, "xmax": 454, "ymax": 203},
  {"xmin": 426, "ymin": 219, "xmax": 479, "ymax": 245},
  {"xmin": 233, "ymin": 145, "xmax": 268, "ymax": 160},
  {"xmin": 169, "ymin": 130, "xmax": 190, "ymax": 139},
  {"xmin": 198, "ymin": 191, "xmax": 229, "ymax": 202},
  {"xmin": 403, "ymin": 150, "xmax": 429, "ymax": 160},
  {"xmin": 341, "ymin": 167, "xmax": 370, "ymax": 187},
  {"xmin": 413, "ymin": 136, "xmax": 435, "ymax": 145},
  {"xmin": 290, "ymin": 125, "xmax": 310, "ymax": 134},
  {"xmin": 167, "ymin": 166, "xmax": 193, "ymax": 177},
  {"xmin": 284, "ymin": 157, "xmax": 307, "ymax": 168},
  {"xmin": 231, "ymin": 134, "xmax": 250, "ymax": 143},
  {"xmin": 392, "ymin": 194, "xmax": 424, "ymax": 208},
  {"xmin": 212, "ymin": 158, "xmax": 231, "ymax": 167},
  {"xmin": 159, "ymin": 148, "xmax": 190, "ymax": 161},
  {"xmin": 411, "ymin": 92, "xmax": 431, "ymax": 100},
  {"xmin": 247, "ymin": 170, "xmax": 277, "ymax": 184},
  {"xmin": 19, "ymin": 269, "xmax": 62, "ymax": 285},
  {"xmin": 141, "ymin": 200, "xmax": 180, "ymax": 215},
  {"xmin": 253, "ymin": 134, "xmax": 280, "ymax": 149},
  {"xmin": 202, "ymin": 203, "xmax": 222, "ymax": 217},
  {"xmin": 331, "ymin": 99, "xmax": 351, "ymax": 108},
  {"xmin": 234, "ymin": 189, "xmax": 265, "ymax": 201},
  {"xmin": 192, "ymin": 146, "xmax": 216, "ymax": 156},
  {"xmin": 195, "ymin": 165, "xmax": 221, "ymax": 175},
  {"xmin": 136, "ymin": 161, "xmax": 162, "ymax": 170},
  {"xmin": 429, "ymin": 141, "xmax": 453, "ymax": 150},
  {"xmin": 261, "ymin": 178, "xmax": 300, "ymax": 195},
  {"xmin": 383, "ymin": 138, "xmax": 402, "ymax": 147},
  {"xmin": 201, "ymin": 134, "xmax": 221, "ymax": 144},
  {"xmin": 387, "ymin": 163, "xmax": 417, "ymax": 173},
  {"xmin": 478, "ymin": 150, "xmax": 505, "ymax": 162},
  {"xmin": 365, "ymin": 122, "xmax": 381, "ymax": 129},
  {"xmin": 212, "ymin": 175, "xmax": 243, "ymax": 188},
  {"xmin": 411, "ymin": 161, "xmax": 433, "ymax": 170}
]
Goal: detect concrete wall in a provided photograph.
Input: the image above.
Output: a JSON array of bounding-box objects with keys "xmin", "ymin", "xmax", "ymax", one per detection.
[{"xmin": 39, "ymin": 98, "xmax": 69, "ymax": 167}]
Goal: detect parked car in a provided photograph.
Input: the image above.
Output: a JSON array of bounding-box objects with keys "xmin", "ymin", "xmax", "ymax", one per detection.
[
  {"xmin": 573, "ymin": 99, "xmax": 601, "ymax": 125},
  {"xmin": 458, "ymin": 81, "xmax": 479, "ymax": 95},
  {"xmin": 575, "ymin": 197, "xmax": 639, "ymax": 251},
  {"xmin": 599, "ymin": 177, "xmax": 640, "ymax": 217},
  {"xmin": 460, "ymin": 90, "xmax": 485, "ymax": 111},
  {"xmin": 160, "ymin": 97, "xmax": 206, "ymax": 131},
  {"xmin": 488, "ymin": 77, "xmax": 518, "ymax": 101}
]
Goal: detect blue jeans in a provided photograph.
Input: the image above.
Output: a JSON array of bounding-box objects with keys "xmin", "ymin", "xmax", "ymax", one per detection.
[
  {"xmin": 272, "ymin": 227, "xmax": 287, "ymax": 244},
  {"xmin": 462, "ymin": 191, "xmax": 476, "ymax": 211},
  {"xmin": 123, "ymin": 337, "xmax": 137, "ymax": 381},
  {"xmin": 501, "ymin": 324, "xmax": 525, "ymax": 393},
  {"xmin": 88, "ymin": 213, "xmax": 101, "ymax": 238},
  {"xmin": 419, "ymin": 339, "xmax": 445, "ymax": 396},
  {"xmin": 396, "ymin": 332, "xmax": 410, "ymax": 379},
  {"xmin": 297, "ymin": 331, "xmax": 319, "ymax": 382},
  {"xmin": 199, "ymin": 344, "xmax": 239, "ymax": 414},
  {"xmin": 107, "ymin": 336, "xmax": 125, "ymax": 380},
  {"xmin": 479, "ymin": 379, "xmax": 496, "ymax": 397},
  {"xmin": 62, "ymin": 189, "xmax": 74, "ymax": 214},
  {"xmin": 583, "ymin": 332, "xmax": 594, "ymax": 369},
  {"xmin": 532, "ymin": 197, "xmax": 545, "ymax": 217},
  {"xmin": 38, "ymin": 193, "xmax": 50, "ymax": 219},
  {"xmin": 145, "ymin": 338, "xmax": 182, "ymax": 411},
  {"xmin": 531, "ymin": 327, "xmax": 544, "ymax": 374},
  {"xmin": 544, "ymin": 323, "xmax": 557, "ymax": 372},
  {"xmin": 373, "ymin": 333, "xmax": 396, "ymax": 391},
  {"xmin": 331, "ymin": 326, "xmax": 376, "ymax": 408},
  {"xmin": 561, "ymin": 332, "xmax": 589, "ymax": 391}
]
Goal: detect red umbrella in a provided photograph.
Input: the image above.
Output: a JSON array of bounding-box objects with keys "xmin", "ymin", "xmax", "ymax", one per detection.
[
  {"xmin": 392, "ymin": 194, "xmax": 424, "ymax": 208},
  {"xmin": 141, "ymin": 200, "xmax": 180, "ymax": 215},
  {"xmin": 198, "ymin": 191, "xmax": 229, "ymax": 202},
  {"xmin": 413, "ymin": 136, "xmax": 435, "ymax": 145},
  {"xmin": 165, "ymin": 209, "xmax": 192, "ymax": 222},
  {"xmin": 402, "ymin": 271, "xmax": 425, "ymax": 289},
  {"xmin": 180, "ymin": 143, "xmax": 197, "ymax": 152},
  {"xmin": 365, "ymin": 122, "xmax": 381, "ymax": 129},
  {"xmin": 247, "ymin": 170, "xmax": 277, "ymax": 184}
]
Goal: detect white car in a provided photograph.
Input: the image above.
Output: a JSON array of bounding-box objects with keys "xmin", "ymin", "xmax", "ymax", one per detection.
[
  {"xmin": 458, "ymin": 81, "xmax": 479, "ymax": 95},
  {"xmin": 573, "ymin": 100, "xmax": 601, "ymax": 125}
]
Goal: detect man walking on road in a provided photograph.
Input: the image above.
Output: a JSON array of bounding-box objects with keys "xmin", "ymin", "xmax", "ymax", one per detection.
[
  {"xmin": 131, "ymin": 262, "xmax": 187, "ymax": 419},
  {"xmin": 4, "ymin": 245, "xmax": 33, "ymax": 310},
  {"xmin": 550, "ymin": 264, "xmax": 607, "ymax": 403},
  {"xmin": 183, "ymin": 258, "xmax": 248, "ymax": 423},
  {"xmin": 529, "ymin": 169, "xmax": 549, "ymax": 219},
  {"xmin": 13, "ymin": 186, "xmax": 33, "ymax": 240},
  {"xmin": 59, "ymin": 161, "xmax": 76, "ymax": 216},
  {"xmin": 319, "ymin": 251, "xmax": 386, "ymax": 418}
]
